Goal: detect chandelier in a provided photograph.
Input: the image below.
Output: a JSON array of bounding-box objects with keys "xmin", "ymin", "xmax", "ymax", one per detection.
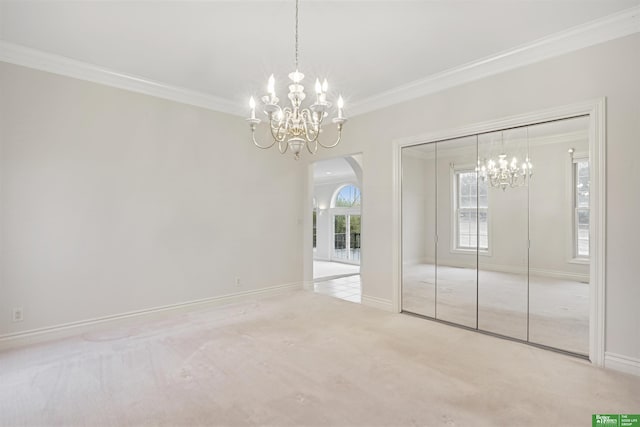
[
  {"xmin": 477, "ymin": 132, "xmax": 533, "ymax": 191},
  {"xmin": 246, "ymin": 0, "xmax": 347, "ymax": 160}
]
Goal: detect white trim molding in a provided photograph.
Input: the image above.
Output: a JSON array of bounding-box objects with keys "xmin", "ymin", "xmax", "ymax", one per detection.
[
  {"xmin": 362, "ymin": 295, "xmax": 394, "ymax": 312},
  {"xmin": 0, "ymin": 41, "xmax": 244, "ymax": 117},
  {"xmin": 604, "ymin": 353, "xmax": 640, "ymax": 377},
  {"xmin": 1, "ymin": 6, "xmax": 638, "ymax": 119},
  {"xmin": 0, "ymin": 282, "xmax": 302, "ymax": 351},
  {"xmin": 351, "ymin": 6, "xmax": 639, "ymax": 116},
  {"xmin": 392, "ymin": 98, "xmax": 606, "ymax": 367}
]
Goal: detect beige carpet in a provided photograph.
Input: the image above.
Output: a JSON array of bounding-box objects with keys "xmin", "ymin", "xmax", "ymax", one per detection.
[{"xmin": 1, "ymin": 290, "xmax": 638, "ymax": 426}]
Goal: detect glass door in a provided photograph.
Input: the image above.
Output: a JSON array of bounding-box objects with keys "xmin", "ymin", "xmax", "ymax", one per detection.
[
  {"xmin": 333, "ymin": 213, "xmax": 360, "ymax": 264},
  {"xmin": 349, "ymin": 214, "xmax": 361, "ymax": 263},
  {"xmin": 333, "ymin": 214, "xmax": 347, "ymax": 260}
]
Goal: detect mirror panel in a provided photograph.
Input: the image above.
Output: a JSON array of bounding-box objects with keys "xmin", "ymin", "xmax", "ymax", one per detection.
[
  {"xmin": 435, "ymin": 136, "xmax": 478, "ymax": 328},
  {"xmin": 401, "ymin": 143, "xmax": 436, "ymax": 317},
  {"xmin": 400, "ymin": 115, "xmax": 591, "ymax": 357},
  {"xmin": 527, "ymin": 117, "xmax": 590, "ymax": 355},
  {"xmin": 477, "ymin": 128, "xmax": 529, "ymax": 340}
]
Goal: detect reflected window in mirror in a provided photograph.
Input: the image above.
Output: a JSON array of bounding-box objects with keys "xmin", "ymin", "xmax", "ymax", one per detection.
[
  {"xmin": 573, "ymin": 155, "xmax": 590, "ymax": 259},
  {"xmin": 453, "ymin": 169, "xmax": 489, "ymax": 251}
]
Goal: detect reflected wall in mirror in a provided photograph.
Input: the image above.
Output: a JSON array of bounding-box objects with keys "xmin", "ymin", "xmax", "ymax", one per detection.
[
  {"xmin": 400, "ymin": 115, "xmax": 591, "ymax": 357},
  {"xmin": 401, "ymin": 144, "xmax": 436, "ymax": 317}
]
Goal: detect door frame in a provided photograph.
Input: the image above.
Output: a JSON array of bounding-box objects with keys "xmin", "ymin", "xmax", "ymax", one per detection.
[{"xmin": 391, "ymin": 98, "xmax": 606, "ymax": 366}]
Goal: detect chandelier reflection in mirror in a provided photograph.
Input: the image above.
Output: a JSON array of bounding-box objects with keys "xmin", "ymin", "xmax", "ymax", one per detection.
[
  {"xmin": 246, "ymin": 0, "xmax": 347, "ymax": 160},
  {"xmin": 477, "ymin": 131, "xmax": 533, "ymax": 191}
]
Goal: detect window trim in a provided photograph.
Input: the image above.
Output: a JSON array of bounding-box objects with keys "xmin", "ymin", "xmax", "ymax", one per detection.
[{"xmin": 450, "ymin": 164, "xmax": 492, "ymax": 256}]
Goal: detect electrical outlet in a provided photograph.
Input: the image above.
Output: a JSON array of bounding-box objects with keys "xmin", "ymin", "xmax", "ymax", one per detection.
[
  {"xmin": 235, "ymin": 277, "xmax": 241, "ymax": 286},
  {"xmin": 12, "ymin": 307, "xmax": 23, "ymax": 322}
]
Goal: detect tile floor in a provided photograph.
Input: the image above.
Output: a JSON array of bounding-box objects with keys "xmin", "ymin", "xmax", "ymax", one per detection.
[
  {"xmin": 313, "ymin": 260, "xmax": 360, "ymax": 280},
  {"xmin": 313, "ymin": 274, "xmax": 361, "ymax": 303}
]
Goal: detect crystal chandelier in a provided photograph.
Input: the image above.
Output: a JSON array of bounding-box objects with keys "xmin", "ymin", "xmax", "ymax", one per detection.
[
  {"xmin": 477, "ymin": 132, "xmax": 533, "ymax": 191},
  {"xmin": 246, "ymin": 0, "xmax": 347, "ymax": 160}
]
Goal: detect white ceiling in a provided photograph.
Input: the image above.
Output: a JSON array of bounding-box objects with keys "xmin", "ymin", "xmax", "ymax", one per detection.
[
  {"xmin": 1, "ymin": 1, "xmax": 637, "ymax": 115},
  {"xmin": 313, "ymin": 157, "xmax": 356, "ymax": 181}
]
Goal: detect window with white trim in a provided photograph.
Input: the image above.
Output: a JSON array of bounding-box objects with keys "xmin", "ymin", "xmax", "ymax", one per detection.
[
  {"xmin": 573, "ymin": 157, "xmax": 590, "ymax": 258},
  {"xmin": 454, "ymin": 170, "xmax": 489, "ymax": 250}
]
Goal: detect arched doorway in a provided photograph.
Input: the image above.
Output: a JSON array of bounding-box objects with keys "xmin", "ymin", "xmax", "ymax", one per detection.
[{"xmin": 311, "ymin": 155, "xmax": 363, "ymax": 303}]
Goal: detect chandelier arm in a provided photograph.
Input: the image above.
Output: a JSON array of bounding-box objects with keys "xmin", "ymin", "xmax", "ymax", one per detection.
[
  {"xmin": 269, "ymin": 125, "xmax": 286, "ymax": 143},
  {"xmin": 269, "ymin": 116, "xmax": 288, "ymax": 143},
  {"xmin": 301, "ymin": 110, "xmax": 320, "ymax": 143},
  {"xmin": 250, "ymin": 126, "xmax": 278, "ymax": 150},
  {"xmin": 278, "ymin": 139, "xmax": 289, "ymax": 154},
  {"xmin": 306, "ymin": 139, "xmax": 318, "ymax": 155},
  {"xmin": 317, "ymin": 124, "xmax": 344, "ymax": 149}
]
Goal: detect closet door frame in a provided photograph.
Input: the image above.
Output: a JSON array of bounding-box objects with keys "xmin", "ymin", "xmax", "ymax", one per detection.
[{"xmin": 392, "ymin": 98, "xmax": 606, "ymax": 366}]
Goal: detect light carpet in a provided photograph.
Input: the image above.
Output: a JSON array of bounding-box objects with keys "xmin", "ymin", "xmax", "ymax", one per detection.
[{"xmin": 1, "ymin": 290, "xmax": 638, "ymax": 426}]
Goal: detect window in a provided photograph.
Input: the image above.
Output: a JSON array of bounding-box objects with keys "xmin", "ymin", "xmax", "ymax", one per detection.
[
  {"xmin": 574, "ymin": 158, "xmax": 590, "ymax": 258},
  {"xmin": 312, "ymin": 209, "xmax": 317, "ymax": 250},
  {"xmin": 454, "ymin": 170, "xmax": 488, "ymax": 250},
  {"xmin": 334, "ymin": 185, "xmax": 361, "ymax": 207}
]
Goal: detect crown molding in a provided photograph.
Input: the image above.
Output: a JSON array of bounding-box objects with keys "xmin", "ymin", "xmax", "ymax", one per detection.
[
  {"xmin": 349, "ymin": 5, "xmax": 639, "ymax": 117},
  {"xmin": 0, "ymin": 40, "xmax": 245, "ymax": 117},
  {"xmin": 403, "ymin": 129, "xmax": 588, "ymax": 161},
  {"xmin": 0, "ymin": 6, "xmax": 637, "ymax": 118}
]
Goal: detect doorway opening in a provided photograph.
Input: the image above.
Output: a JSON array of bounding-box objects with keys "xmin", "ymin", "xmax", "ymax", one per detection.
[{"xmin": 312, "ymin": 155, "xmax": 363, "ymax": 303}]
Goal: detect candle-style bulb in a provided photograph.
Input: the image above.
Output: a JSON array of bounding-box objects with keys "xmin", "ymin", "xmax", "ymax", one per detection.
[
  {"xmin": 337, "ymin": 95, "xmax": 344, "ymax": 119},
  {"xmin": 249, "ymin": 96, "xmax": 256, "ymax": 119},
  {"xmin": 322, "ymin": 78, "xmax": 328, "ymax": 92},
  {"xmin": 267, "ymin": 74, "xmax": 275, "ymax": 95},
  {"xmin": 315, "ymin": 79, "xmax": 322, "ymax": 94}
]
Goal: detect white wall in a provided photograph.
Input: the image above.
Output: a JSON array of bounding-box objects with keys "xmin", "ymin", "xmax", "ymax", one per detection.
[
  {"xmin": 305, "ymin": 34, "xmax": 640, "ymax": 361},
  {"xmin": 0, "ymin": 62, "xmax": 304, "ymax": 335}
]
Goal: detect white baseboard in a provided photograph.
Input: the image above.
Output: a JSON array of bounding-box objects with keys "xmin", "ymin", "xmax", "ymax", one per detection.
[
  {"xmin": 402, "ymin": 257, "xmax": 433, "ymax": 266},
  {"xmin": 0, "ymin": 282, "xmax": 302, "ymax": 351},
  {"xmin": 604, "ymin": 352, "xmax": 640, "ymax": 376},
  {"xmin": 529, "ymin": 268, "xmax": 589, "ymax": 283},
  {"xmin": 361, "ymin": 294, "xmax": 394, "ymax": 312}
]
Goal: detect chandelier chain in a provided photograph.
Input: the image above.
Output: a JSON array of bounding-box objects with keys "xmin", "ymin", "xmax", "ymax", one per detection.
[{"xmin": 295, "ymin": 0, "xmax": 299, "ymax": 70}]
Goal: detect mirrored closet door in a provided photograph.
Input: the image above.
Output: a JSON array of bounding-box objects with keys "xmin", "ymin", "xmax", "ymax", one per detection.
[
  {"xmin": 401, "ymin": 116, "xmax": 591, "ymax": 356},
  {"xmin": 477, "ymin": 128, "xmax": 529, "ymax": 340}
]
